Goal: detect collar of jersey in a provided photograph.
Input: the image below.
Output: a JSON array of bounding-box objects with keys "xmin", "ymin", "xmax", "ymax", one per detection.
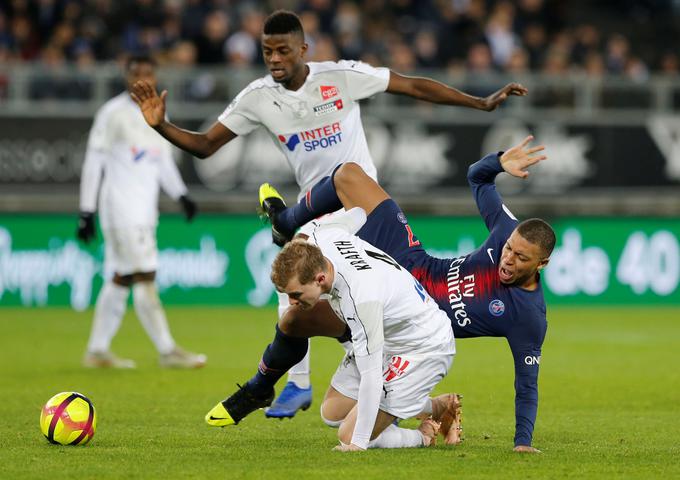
[
  {"xmin": 273, "ymin": 62, "xmax": 317, "ymax": 97},
  {"xmin": 326, "ymin": 256, "xmax": 340, "ymax": 295}
]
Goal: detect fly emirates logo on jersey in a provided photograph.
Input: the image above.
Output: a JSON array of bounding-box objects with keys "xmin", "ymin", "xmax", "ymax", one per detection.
[
  {"xmin": 447, "ymin": 256, "xmax": 476, "ymax": 327},
  {"xmin": 278, "ymin": 121, "xmax": 343, "ymax": 153}
]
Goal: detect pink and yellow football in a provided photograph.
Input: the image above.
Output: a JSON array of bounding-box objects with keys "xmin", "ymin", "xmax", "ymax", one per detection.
[{"xmin": 40, "ymin": 392, "xmax": 96, "ymax": 445}]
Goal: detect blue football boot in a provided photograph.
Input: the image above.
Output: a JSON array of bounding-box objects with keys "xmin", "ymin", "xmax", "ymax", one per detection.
[{"xmin": 264, "ymin": 382, "xmax": 312, "ymax": 419}]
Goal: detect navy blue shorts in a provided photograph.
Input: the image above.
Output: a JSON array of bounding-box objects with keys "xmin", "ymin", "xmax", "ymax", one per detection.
[{"xmin": 356, "ymin": 199, "xmax": 429, "ymax": 271}]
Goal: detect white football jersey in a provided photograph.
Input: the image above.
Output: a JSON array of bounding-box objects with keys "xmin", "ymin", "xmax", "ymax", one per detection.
[
  {"xmin": 218, "ymin": 60, "xmax": 389, "ymax": 199},
  {"xmin": 308, "ymin": 208, "xmax": 455, "ymax": 358},
  {"xmin": 80, "ymin": 93, "xmax": 188, "ymax": 229}
]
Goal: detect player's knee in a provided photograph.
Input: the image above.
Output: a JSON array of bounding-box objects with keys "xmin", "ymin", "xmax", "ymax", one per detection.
[
  {"xmin": 132, "ymin": 282, "xmax": 160, "ymax": 309},
  {"xmin": 278, "ymin": 310, "xmax": 301, "ymax": 336},
  {"xmin": 333, "ymin": 162, "xmax": 364, "ymax": 192},
  {"xmin": 320, "ymin": 403, "xmax": 344, "ymax": 428}
]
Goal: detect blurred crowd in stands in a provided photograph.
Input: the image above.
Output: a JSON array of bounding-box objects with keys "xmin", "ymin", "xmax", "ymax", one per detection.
[{"xmin": 1, "ymin": 0, "xmax": 679, "ymax": 101}]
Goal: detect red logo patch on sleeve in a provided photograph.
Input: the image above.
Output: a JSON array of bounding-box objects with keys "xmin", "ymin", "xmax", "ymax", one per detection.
[{"xmin": 320, "ymin": 85, "xmax": 339, "ymax": 100}]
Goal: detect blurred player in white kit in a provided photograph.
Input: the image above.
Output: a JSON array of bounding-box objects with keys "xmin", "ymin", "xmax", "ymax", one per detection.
[
  {"xmin": 130, "ymin": 10, "xmax": 526, "ymax": 412},
  {"xmin": 77, "ymin": 55, "xmax": 206, "ymax": 369}
]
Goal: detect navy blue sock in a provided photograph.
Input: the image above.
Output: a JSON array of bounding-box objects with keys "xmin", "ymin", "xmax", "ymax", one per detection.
[
  {"xmin": 245, "ymin": 325, "xmax": 308, "ymax": 397},
  {"xmin": 277, "ymin": 168, "xmax": 343, "ymax": 232}
]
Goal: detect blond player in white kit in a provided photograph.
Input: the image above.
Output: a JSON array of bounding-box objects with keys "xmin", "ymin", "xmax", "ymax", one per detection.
[
  {"xmin": 130, "ymin": 10, "xmax": 527, "ymax": 414},
  {"xmin": 78, "ymin": 55, "xmax": 206, "ymax": 369},
  {"xmin": 250, "ymin": 208, "xmax": 458, "ymax": 450}
]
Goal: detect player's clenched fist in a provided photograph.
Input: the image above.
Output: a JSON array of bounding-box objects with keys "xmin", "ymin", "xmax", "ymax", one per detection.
[{"xmin": 129, "ymin": 80, "xmax": 167, "ymax": 128}]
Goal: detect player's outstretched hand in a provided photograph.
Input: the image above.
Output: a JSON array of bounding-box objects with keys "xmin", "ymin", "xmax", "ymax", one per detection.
[
  {"xmin": 129, "ymin": 80, "xmax": 167, "ymax": 128},
  {"xmin": 332, "ymin": 443, "xmax": 364, "ymax": 452},
  {"xmin": 179, "ymin": 195, "xmax": 197, "ymax": 222},
  {"xmin": 480, "ymin": 82, "xmax": 528, "ymax": 111},
  {"xmin": 513, "ymin": 445, "xmax": 542, "ymax": 453},
  {"xmin": 76, "ymin": 211, "xmax": 96, "ymax": 243},
  {"xmin": 500, "ymin": 135, "xmax": 547, "ymax": 178}
]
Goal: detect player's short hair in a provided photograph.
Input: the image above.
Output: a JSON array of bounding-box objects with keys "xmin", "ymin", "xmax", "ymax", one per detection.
[
  {"xmin": 263, "ymin": 10, "xmax": 304, "ymax": 38},
  {"xmin": 271, "ymin": 240, "xmax": 326, "ymax": 289},
  {"xmin": 125, "ymin": 54, "xmax": 156, "ymax": 71},
  {"xmin": 517, "ymin": 218, "xmax": 556, "ymax": 257}
]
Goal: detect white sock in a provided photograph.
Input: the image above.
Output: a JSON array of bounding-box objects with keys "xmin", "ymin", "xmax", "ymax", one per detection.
[
  {"xmin": 420, "ymin": 397, "xmax": 433, "ymax": 416},
  {"xmin": 278, "ymin": 291, "xmax": 311, "ymax": 389},
  {"xmin": 132, "ymin": 281, "xmax": 175, "ymax": 355},
  {"xmin": 86, "ymin": 282, "xmax": 129, "ymax": 352},
  {"xmin": 368, "ymin": 424, "xmax": 424, "ymax": 449},
  {"xmin": 288, "ymin": 346, "xmax": 311, "ymax": 389}
]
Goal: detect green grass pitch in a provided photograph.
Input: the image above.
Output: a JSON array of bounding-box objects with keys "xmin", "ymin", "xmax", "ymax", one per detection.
[{"xmin": 1, "ymin": 306, "xmax": 678, "ymax": 479}]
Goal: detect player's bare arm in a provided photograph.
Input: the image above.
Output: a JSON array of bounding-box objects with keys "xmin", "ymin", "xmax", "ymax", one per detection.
[
  {"xmin": 129, "ymin": 80, "xmax": 237, "ymax": 158},
  {"xmin": 499, "ymin": 135, "xmax": 547, "ymax": 178},
  {"xmin": 386, "ymin": 71, "xmax": 528, "ymax": 111}
]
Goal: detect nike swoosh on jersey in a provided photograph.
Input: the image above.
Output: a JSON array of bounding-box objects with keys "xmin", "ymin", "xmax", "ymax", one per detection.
[{"xmin": 487, "ymin": 248, "xmax": 495, "ymax": 263}]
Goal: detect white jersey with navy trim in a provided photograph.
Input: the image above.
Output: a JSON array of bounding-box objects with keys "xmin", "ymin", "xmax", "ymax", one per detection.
[
  {"xmin": 79, "ymin": 93, "xmax": 187, "ymax": 229},
  {"xmin": 308, "ymin": 208, "xmax": 455, "ymax": 358},
  {"xmin": 218, "ymin": 60, "xmax": 389, "ymax": 199}
]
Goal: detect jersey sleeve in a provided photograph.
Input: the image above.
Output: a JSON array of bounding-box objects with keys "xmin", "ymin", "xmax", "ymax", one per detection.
[
  {"xmin": 467, "ymin": 152, "xmax": 518, "ymax": 240},
  {"xmin": 79, "ymin": 150, "xmax": 105, "ymax": 212},
  {"xmin": 79, "ymin": 106, "xmax": 113, "ymax": 212},
  {"xmin": 506, "ymin": 308, "xmax": 547, "ymax": 447},
  {"xmin": 86, "ymin": 105, "xmax": 114, "ymax": 153},
  {"xmin": 158, "ymin": 148, "xmax": 188, "ymax": 200},
  {"xmin": 217, "ymin": 84, "xmax": 262, "ymax": 135},
  {"xmin": 350, "ymin": 301, "xmax": 384, "ymax": 448},
  {"xmin": 351, "ymin": 349, "xmax": 383, "ymax": 449},
  {"xmin": 339, "ymin": 60, "xmax": 390, "ymax": 101}
]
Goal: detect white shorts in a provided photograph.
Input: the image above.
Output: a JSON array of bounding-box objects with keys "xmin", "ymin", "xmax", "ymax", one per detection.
[
  {"xmin": 103, "ymin": 226, "xmax": 158, "ymax": 276},
  {"xmin": 330, "ymin": 350, "xmax": 454, "ymax": 420}
]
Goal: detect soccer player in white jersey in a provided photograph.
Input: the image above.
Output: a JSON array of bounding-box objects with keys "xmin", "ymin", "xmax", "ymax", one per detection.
[
  {"xmin": 130, "ymin": 10, "xmax": 527, "ymax": 414},
  {"xmin": 78, "ymin": 55, "xmax": 206, "ymax": 369},
  {"xmin": 211, "ymin": 209, "xmax": 459, "ymax": 450}
]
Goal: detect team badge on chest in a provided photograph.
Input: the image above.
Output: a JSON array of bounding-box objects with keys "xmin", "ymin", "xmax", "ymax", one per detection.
[
  {"xmin": 489, "ymin": 299, "xmax": 505, "ymax": 316},
  {"xmin": 291, "ymin": 100, "xmax": 308, "ymax": 119},
  {"xmin": 320, "ymin": 85, "xmax": 339, "ymax": 99}
]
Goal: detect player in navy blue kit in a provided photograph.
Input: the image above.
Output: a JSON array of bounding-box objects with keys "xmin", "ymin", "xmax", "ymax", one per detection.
[{"xmin": 215, "ymin": 136, "xmax": 552, "ymax": 452}]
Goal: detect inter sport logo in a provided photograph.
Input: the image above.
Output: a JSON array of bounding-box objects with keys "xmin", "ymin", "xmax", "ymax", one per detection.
[
  {"xmin": 278, "ymin": 134, "xmax": 300, "ymax": 152},
  {"xmin": 131, "ymin": 147, "xmax": 146, "ymax": 162},
  {"xmin": 278, "ymin": 122, "xmax": 343, "ymax": 152}
]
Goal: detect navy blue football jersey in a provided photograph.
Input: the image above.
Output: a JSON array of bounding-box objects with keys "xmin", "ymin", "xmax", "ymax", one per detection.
[{"xmin": 357, "ymin": 153, "xmax": 547, "ymax": 447}]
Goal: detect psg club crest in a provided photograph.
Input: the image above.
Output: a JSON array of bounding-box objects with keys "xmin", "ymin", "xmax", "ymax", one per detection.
[{"xmin": 489, "ymin": 299, "xmax": 505, "ymax": 316}]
